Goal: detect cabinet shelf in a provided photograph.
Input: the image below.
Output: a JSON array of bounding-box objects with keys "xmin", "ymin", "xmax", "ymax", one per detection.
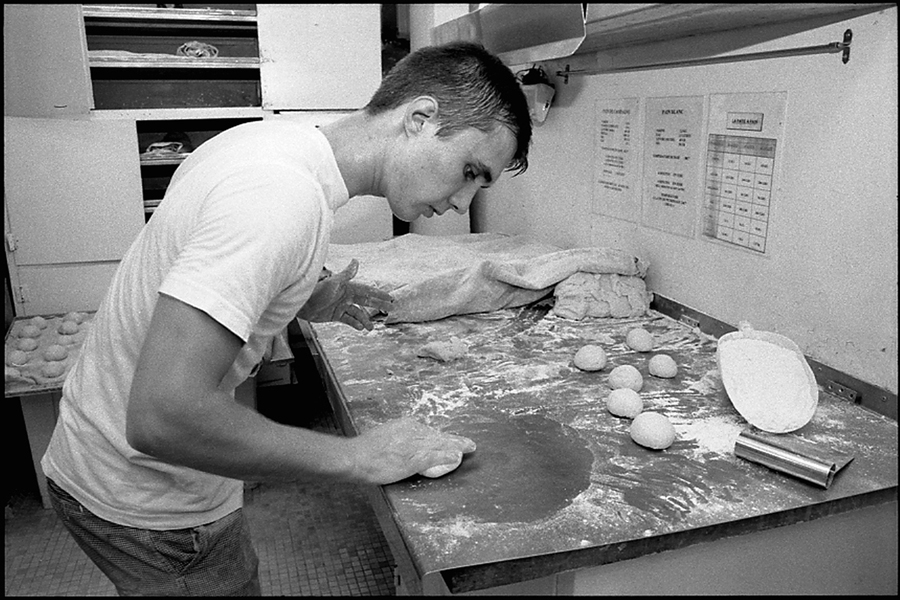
[
  {"xmin": 89, "ymin": 51, "xmax": 259, "ymax": 69},
  {"xmin": 82, "ymin": 5, "xmax": 257, "ymax": 24}
]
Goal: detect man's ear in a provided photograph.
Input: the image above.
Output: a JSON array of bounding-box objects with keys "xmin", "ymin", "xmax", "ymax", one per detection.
[{"xmin": 404, "ymin": 96, "xmax": 439, "ymax": 136}]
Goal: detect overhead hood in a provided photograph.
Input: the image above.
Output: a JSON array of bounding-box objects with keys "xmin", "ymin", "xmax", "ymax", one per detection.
[{"xmin": 432, "ymin": 3, "xmax": 896, "ymax": 68}]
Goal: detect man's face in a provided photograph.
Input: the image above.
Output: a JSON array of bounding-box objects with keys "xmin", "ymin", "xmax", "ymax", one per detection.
[{"xmin": 386, "ymin": 123, "xmax": 517, "ymax": 223}]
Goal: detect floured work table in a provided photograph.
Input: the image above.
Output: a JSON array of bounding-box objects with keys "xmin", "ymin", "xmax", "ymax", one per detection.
[{"xmin": 302, "ymin": 301, "xmax": 898, "ymax": 595}]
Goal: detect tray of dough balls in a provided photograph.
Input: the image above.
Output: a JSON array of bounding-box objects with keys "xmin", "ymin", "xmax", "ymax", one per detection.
[{"xmin": 5, "ymin": 312, "xmax": 93, "ymax": 397}]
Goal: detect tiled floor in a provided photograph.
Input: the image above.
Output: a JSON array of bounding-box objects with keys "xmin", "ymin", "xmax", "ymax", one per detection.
[{"xmin": 4, "ymin": 365, "xmax": 398, "ymax": 597}]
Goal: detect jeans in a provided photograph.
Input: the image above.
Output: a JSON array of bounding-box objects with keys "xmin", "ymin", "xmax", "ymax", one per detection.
[{"xmin": 47, "ymin": 478, "xmax": 261, "ymax": 596}]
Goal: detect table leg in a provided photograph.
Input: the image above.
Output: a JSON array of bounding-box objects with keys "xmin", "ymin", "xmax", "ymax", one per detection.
[{"xmin": 19, "ymin": 392, "xmax": 61, "ymax": 509}]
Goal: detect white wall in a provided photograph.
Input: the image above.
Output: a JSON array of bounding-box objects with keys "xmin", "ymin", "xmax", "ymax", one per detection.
[{"xmin": 476, "ymin": 8, "xmax": 898, "ymax": 394}]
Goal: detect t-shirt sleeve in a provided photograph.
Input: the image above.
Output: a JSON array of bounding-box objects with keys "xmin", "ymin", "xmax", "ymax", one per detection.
[{"xmin": 158, "ymin": 165, "xmax": 327, "ymax": 341}]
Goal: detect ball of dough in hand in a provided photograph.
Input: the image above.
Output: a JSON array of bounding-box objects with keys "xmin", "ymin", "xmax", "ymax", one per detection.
[
  {"xmin": 19, "ymin": 325, "xmax": 42, "ymax": 339},
  {"xmin": 574, "ymin": 345, "xmax": 607, "ymax": 371},
  {"xmin": 17, "ymin": 338, "xmax": 39, "ymax": 352},
  {"xmin": 648, "ymin": 354, "xmax": 678, "ymax": 378},
  {"xmin": 419, "ymin": 452, "xmax": 463, "ymax": 478},
  {"xmin": 608, "ymin": 364, "xmax": 643, "ymax": 391},
  {"xmin": 41, "ymin": 362, "xmax": 66, "ymax": 378},
  {"xmin": 43, "ymin": 345, "xmax": 69, "ymax": 362},
  {"xmin": 625, "ymin": 328, "xmax": 654, "ymax": 352},
  {"xmin": 606, "ymin": 388, "xmax": 643, "ymax": 418},
  {"xmin": 58, "ymin": 321, "xmax": 79, "ymax": 335},
  {"xmin": 7, "ymin": 349, "xmax": 29, "ymax": 366},
  {"xmin": 630, "ymin": 412, "xmax": 676, "ymax": 449}
]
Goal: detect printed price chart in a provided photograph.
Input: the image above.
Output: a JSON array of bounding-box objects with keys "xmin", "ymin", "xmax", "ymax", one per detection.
[{"xmin": 702, "ymin": 134, "xmax": 776, "ymax": 253}]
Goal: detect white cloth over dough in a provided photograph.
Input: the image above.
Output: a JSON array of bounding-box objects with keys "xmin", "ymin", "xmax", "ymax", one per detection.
[{"xmin": 325, "ymin": 233, "xmax": 648, "ymax": 324}]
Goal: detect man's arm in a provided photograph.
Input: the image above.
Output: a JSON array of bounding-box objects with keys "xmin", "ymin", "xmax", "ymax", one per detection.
[{"xmin": 126, "ymin": 293, "xmax": 472, "ymax": 484}]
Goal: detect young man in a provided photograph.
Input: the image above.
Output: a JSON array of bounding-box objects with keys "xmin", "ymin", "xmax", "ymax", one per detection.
[{"xmin": 41, "ymin": 41, "xmax": 532, "ymax": 596}]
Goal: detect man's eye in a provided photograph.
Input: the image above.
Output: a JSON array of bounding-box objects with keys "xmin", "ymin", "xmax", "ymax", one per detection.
[{"xmin": 465, "ymin": 167, "xmax": 476, "ymax": 181}]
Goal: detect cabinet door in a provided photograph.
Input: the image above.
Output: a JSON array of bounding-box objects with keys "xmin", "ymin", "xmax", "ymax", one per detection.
[
  {"xmin": 3, "ymin": 4, "xmax": 93, "ymax": 117},
  {"xmin": 257, "ymin": 5, "xmax": 382, "ymax": 110},
  {"xmin": 4, "ymin": 117, "xmax": 144, "ymax": 266}
]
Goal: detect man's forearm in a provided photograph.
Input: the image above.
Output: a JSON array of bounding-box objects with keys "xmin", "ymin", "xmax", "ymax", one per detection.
[{"xmin": 128, "ymin": 387, "xmax": 358, "ymax": 484}]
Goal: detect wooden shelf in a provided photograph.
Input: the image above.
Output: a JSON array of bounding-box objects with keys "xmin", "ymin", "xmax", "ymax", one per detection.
[
  {"xmin": 88, "ymin": 51, "xmax": 259, "ymax": 69},
  {"xmin": 82, "ymin": 5, "xmax": 257, "ymax": 23}
]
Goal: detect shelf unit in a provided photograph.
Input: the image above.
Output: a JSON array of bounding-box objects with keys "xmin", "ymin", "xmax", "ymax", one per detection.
[
  {"xmin": 82, "ymin": 4, "xmax": 264, "ymax": 221},
  {"xmin": 137, "ymin": 117, "xmax": 262, "ymax": 218},
  {"xmin": 82, "ymin": 4, "xmax": 261, "ymax": 111}
]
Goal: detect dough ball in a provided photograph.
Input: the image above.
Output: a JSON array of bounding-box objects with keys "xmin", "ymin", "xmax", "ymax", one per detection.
[
  {"xmin": 41, "ymin": 362, "xmax": 66, "ymax": 378},
  {"xmin": 608, "ymin": 364, "xmax": 643, "ymax": 392},
  {"xmin": 63, "ymin": 311, "xmax": 85, "ymax": 324},
  {"xmin": 57, "ymin": 335, "xmax": 76, "ymax": 345},
  {"xmin": 625, "ymin": 328, "xmax": 654, "ymax": 352},
  {"xmin": 606, "ymin": 388, "xmax": 643, "ymax": 418},
  {"xmin": 19, "ymin": 324, "xmax": 42, "ymax": 339},
  {"xmin": 17, "ymin": 338, "xmax": 39, "ymax": 352},
  {"xmin": 630, "ymin": 412, "xmax": 676, "ymax": 449},
  {"xmin": 648, "ymin": 354, "xmax": 678, "ymax": 378},
  {"xmin": 574, "ymin": 345, "xmax": 607, "ymax": 371},
  {"xmin": 7, "ymin": 349, "xmax": 29, "ymax": 366},
  {"xmin": 6, "ymin": 366, "xmax": 22, "ymax": 380},
  {"xmin": 43, "ymin": 344, "xmax": 69, "ymax": 362},
  {"xmin": 58, "ymin": 321, "xmax": 79, "ymax": 335},
  {"xmin": 30, "ymin": 316, "xmax": 49, "ymax": 329},
  {"xmin": 419, "ymin": 452, "xmax": 463, "ymax": 478},
  {"xmin": 417, "ymin": 337, "xmax": 467, "ymax": 362}
]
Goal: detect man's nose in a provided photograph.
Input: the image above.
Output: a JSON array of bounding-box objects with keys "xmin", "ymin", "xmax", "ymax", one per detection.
[{"xmin": 448, "ymin": 185, "xmax": 479, "ymax": 214}]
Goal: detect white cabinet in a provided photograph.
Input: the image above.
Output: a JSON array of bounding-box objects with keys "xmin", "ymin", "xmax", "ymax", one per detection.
[
  {"xmin": 3, "ymin": 5, "xmax": 386, "ymax": 316},
  {"xmin": 258, "ymin": 4, "xmax": 382, "ymax": 110},
  {"xmin": 4, "ymin": 117, "xmax": 145, "ymax": 315},
  {"xmin": 3, "ymin": 4, "xmax": 93, "ymax": 118}
]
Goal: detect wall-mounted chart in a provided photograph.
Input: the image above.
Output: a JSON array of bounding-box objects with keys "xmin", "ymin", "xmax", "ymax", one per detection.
[{"xmin": 702, "ymin": 92, "xmax": 787, "ymax": 255}]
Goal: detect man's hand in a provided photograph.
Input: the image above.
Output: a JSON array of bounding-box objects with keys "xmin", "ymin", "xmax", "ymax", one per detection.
[
  {"xmin": 298, "ymin": 259, "xmax": 393, "ymax": 331},
  {"xmin": 347, "ymin": 417, "xmax": 477, "ymax": 484}
]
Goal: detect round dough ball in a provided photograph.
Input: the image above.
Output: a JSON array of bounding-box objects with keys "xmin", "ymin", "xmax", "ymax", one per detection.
[
  {"xmin": 63, "ymin": 311, "xmax": 85, "ymax": 324},
  {"xmin": 57, "ymin": 335, "xmax": 76, "ymax": 345},
  {"xmin": 625, "ymin": 328, "xmax": 654, "ymax": 352},
  {"xmin": 630, "ymin": 412, "xmax": 676, "ymax": 450},
  {"xmin": 606, "ymin": 388, "xmax": 643, "ymax": 418},
  {"xmin": 648, "ymin": 354, "xmax": 678, "ymax": 378},
  {"xmin": 574, "ymin": 345, "xmax": 607, "ymax": 371},
  {"xmin": 17, "ymin": 338, "xmax": 39, "ymax": 352},
  {"xmin": 30, "ymin": 316, "xmax": 49, "ymax": 329},
  {"xmin": 43, "ymin": 344, "xmax": 69, "ymax": 362},
  {"xmin": 58, "ymin": 321, "xmax": 79, "ymax": 335},
  {"xmin": 41, "ymin": 362, "xmax": 66, "ymax": 378},
  {"xmin": 608, "ymin": 364, "xmax": 643, "ymax": 392},
  {"xmin": 19, "ymin": 324, "xmax": 42, "ymax": 339},
  {"xmin": 420, "ymin": 452, "xmax": 463, "ymax": 478},
  {"xmin": 7, "ymin": 349, "xmax": 29, "ymax": 366}
]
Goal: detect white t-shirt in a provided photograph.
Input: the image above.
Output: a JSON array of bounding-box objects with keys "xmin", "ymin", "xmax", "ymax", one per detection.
[{"xmin": 42, "ymin": 121, "xmax": 349, "ymax": 530}]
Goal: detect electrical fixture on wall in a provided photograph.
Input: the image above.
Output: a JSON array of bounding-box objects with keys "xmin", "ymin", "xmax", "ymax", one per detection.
[{"xmin": 517, "ymin": 66, "xmax": 555, "ymax": 125}]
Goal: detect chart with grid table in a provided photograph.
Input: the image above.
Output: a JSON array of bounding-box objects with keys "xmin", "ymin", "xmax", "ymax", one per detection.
[{"xmin": 702, "ymin": 134, "xmax": 776, "ymax": 253}]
